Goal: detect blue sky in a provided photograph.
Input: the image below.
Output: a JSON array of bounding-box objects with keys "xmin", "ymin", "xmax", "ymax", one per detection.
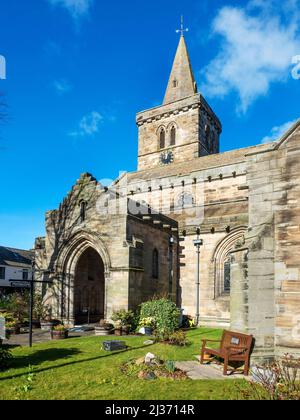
[{"xmin": 0, "ymin": 0, "xmax": 299, "ymax": 249}]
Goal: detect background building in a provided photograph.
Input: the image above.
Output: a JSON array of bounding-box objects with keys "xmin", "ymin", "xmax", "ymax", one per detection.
[{"xmin": 0, "ymin": 246, "xmax": 33, "ymax": 291}]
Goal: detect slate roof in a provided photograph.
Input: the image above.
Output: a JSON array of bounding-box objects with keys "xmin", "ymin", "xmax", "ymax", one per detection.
[{"xmin": 0, "ymin": 246, "xmax": 33, "ymax": 268}]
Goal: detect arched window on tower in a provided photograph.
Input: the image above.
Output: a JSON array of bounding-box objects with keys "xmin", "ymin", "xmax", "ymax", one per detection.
[
  {"xmin": 205, "ymin": 124, "xmax": 211, "ymax": 148},
  {"xmin": 170, "ymin": 126, "xmax": 176, "ymax": 146},
  {"xmin": 152, "ymin": 249, "xmax": 159, "ymax": 279},
  {"xmin": 80, "ymin": 201, "xmax": 87, "ymax": 223},
  {"xmin": 159, "ymin": 129, "xmax": 166, "ymax": 149}
]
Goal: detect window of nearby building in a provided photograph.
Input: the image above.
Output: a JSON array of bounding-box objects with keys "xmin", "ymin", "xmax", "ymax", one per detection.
[
  {"xmin": 152, "ymin": 249, "xmax": 159, "ymax": 279},
  {"xmin": 170, "ymin": 126, "xmax": 176, "ymax": 146},
  {"xmin": 173, "ymin": 79, "xmax": 178, "ymax": 88},
  {"xmin": 22, "ymin": 270, "xmax": 29, "ymax": 281},
  {"xmin": 159, "ymin": 129, "xmax": 166, "ymax": 149},
  {"xmin": 80, "ymin": 201, "xmax": 87, "ymax": 223},
  {"xmin": 0, "ymin": 267, "xmax": 5, "ymax": 280}
]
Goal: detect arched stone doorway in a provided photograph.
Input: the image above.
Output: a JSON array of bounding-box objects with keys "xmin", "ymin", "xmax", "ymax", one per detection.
[{"xmin": 74, "ymin": 247, "xmax": 105, "ymax": 324}]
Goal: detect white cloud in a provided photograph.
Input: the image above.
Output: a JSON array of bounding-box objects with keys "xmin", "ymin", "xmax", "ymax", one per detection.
[
  {"xmin": 261, "ymin": 119, "xmax": 298, "ymax": 143},
  {"xmin": 202, "ymin": 0, "xmax": 300, "ymax": 113},
  {"xmin": 48, "ymin": 0, "xmax": 93, "ymax": 20},
  {"xmin": 69, "ymin": 111, "xmax": 103, "ymax": 137},
  {"xmin": 53, "ymin": 79, "xmax": 72, "ymax": 95}
]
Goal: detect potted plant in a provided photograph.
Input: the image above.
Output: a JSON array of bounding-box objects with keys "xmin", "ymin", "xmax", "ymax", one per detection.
[
  {"xmin": 5, "ymin": 319, "xmax": 21, "ymax": 336},
  {"xmin": 122, "ymin": 324, "xmax": 131, "ymax": 336},
  {"xmin": 114, "ymin": 321, "xmax": 123, "ymax": 336},
  {"xmin": 1, "ymin": 312, "xmax": 20, "ymax": 336},
  {"xmin": 138, "ymin": 317, "xmax": 155, "ymax": 336},
  {"xmin": 111, "ymin": 310, "xmax": 135, "ymax": 336},
  {"xmin": 51, "ymin": 325, "xmax": 68, "ymax": 340}
]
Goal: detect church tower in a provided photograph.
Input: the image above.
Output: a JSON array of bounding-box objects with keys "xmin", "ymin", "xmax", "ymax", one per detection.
[{"xmin": 137, "ymin": 27, "xmax": 222, "ymax": 171}]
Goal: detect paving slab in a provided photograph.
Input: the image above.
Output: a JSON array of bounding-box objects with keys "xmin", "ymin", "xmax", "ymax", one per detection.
[{"xmin": 175, "ymin": 360, "xmax": 251, "ymax": 381}]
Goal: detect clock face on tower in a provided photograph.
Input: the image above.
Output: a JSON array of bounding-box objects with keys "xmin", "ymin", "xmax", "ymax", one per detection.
[{"xmin": 160, "ymin": 150, "xmax": 174, "ymax": 165}]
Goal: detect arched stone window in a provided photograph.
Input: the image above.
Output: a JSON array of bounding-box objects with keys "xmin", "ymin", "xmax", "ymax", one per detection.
[
  {"xmin": 210, "ymin": 131, "xmax": 216, "ymax": 154},
  {"xmin": 170, "ymin": 126, "xmax": 176, "ymax": 146},
  {"xmin": 177, "ymin": 192, "xmax": 195, "ymax": 209},
  {"xmin": 224, "ymin": 258, "xmax": 231, "ymax": 293},
  {"xmin": 80, "ymin": 201, "xmax": 87, "ymax": 223},
  {"xmin": 212, "ymin": 227, "xmax": 247, "ymax": 298},
  {"xmin": 159, "ymin": 128, "xmax": 166, "ymax": 149},
  {"xmin": 152, "ymin": 249, "xmax": 159, "ymax": 279}
]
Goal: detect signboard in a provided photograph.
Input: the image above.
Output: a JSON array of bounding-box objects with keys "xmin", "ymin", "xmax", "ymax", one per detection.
[
  {"xmin": 10, "ymin": 281, "xmax": 30, "ymax": 288},
  {"xmin": 0, "ymin": 317, "xmax": 5, "ymax": 340}
]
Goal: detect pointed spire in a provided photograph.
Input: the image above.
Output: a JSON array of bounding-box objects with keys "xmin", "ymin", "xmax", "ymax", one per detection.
[{"xmin": 163, "ymin": 31, "xmax": 197, "ymax": 105}]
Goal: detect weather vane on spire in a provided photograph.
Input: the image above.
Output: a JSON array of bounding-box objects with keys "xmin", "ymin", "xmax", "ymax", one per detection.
[{"xmin": 176, "ymin": 15, "xmax": 189, "ymax": 37}]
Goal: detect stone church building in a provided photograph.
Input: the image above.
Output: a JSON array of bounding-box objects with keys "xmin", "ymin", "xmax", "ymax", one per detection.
[{"xmin": 35, "ymin": 34, "xmax": 300, "ymax": 361}]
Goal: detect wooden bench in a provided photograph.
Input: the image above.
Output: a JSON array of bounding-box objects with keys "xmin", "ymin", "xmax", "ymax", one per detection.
[{"xmin": 200, "ymin": 330, "xmax": 253, "ymax": 376}]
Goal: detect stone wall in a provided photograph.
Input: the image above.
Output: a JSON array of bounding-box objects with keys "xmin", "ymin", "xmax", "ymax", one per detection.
[
  {"xmin": 126, "ymin": 215, "xmax": 178, "ymax": 310},
  {"xmin": 35, "ymin": 173, "xmax": 178, "ymax": 323},
  {"xmin": 128, "ymin": 147, "xmax": 251, "ymax": 324},
  {"xmin": 230, "ymin": 122, "xmax": 300, "ymax": 360}
]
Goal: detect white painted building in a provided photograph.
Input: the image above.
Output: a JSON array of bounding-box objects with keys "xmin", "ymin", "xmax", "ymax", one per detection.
[{"xmin": 0, "ymin": 246, "xmax": 33, "ymax": 289}]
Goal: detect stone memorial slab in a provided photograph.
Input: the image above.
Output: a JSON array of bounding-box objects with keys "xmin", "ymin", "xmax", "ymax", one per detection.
[{"xmin": 103, "ymin": 341, "xmax": 127, "ymax": 352}]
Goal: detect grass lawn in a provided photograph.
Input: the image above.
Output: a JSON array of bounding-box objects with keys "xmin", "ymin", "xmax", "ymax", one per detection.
[{"xmin": 0, "ymin": 328, "xmax": 247, "ymax": 400}]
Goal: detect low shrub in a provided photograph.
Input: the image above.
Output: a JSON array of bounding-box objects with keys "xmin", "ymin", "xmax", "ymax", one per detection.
[
  {"xmin": 238, "ymin": 354, "xmax": 300, "ymax": 400},
  {"xmin": 165, "ymin": 360, "xmax": 176, "ymax": 374},
  {"xmin": 52, "ymin": 325, "xmax": 67, "ymax": 332},
  {"xmin": 111, "ymin": 310, "xmax": 135, "ymax": 328},
  {"xmin": 168, "ymin": 331, "xmax": 189, "ymax": 347},
  {"xmin": 138, "ymin": 317, "xmax": 155, "ymax": 328},
  {"xmin": 121, "ymin": 357, "xmax": 187, "ymax": 381},
  {"xmin": 139, "ymin": 298, "xmax": 180, "ymax": 341}
]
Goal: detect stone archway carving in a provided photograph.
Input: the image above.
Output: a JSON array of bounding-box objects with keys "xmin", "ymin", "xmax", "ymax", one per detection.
[
  {"xmin": 54, "ymin": 230, "xmax": 111, "ymax": 324},
  {"xmin": 212, "ymin": 227, "xmax": 247, "ymax": 299}
]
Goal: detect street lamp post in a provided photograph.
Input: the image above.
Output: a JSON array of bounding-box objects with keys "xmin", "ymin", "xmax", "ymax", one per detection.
[
  {"xmin": 29, "ymin": 259, "xmax": 35, "ymax": 348},
  {"xmin": 193, "ymin": 229, "xmax": 203, "ymax": 326},
  {"xmin": 169, "ymin": 236, "xmax": 175, "ymax": 299}
]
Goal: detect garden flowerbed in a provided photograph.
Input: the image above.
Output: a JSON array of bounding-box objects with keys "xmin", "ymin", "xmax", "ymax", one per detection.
[{"xmin": 120, "ymin": 352, "xmax": 188, "ymax": 381}]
